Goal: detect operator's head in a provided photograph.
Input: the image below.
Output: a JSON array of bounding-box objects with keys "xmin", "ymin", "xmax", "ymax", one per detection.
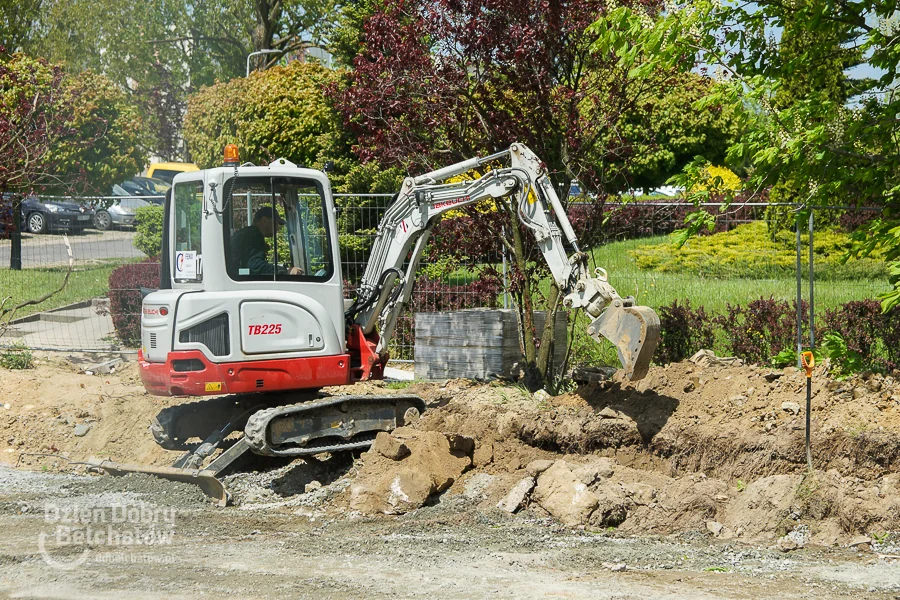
[{"xmin": 253, "ymin": 206, "xmax": 285, "ymax": 236}]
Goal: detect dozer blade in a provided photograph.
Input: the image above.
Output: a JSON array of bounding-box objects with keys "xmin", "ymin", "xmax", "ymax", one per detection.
[
  {"xmin": 589, "ymin": 304, "xmax": 660, "ymax": 381},
  {"xmin": 87, "ymin": 458, "xmax": 230, "ymax": 507}
]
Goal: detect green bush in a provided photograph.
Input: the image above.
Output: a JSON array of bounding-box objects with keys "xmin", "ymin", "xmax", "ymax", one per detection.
[
  {"xmin": 133, "ymin": 204, "xmax": 164, "ymax": 258},
  {"xmin": 0, "ymin": 343, "xmax": 34, "ymax": 369},
  {"xmin": 629, "ymin": 221, "xmax": 887, "ymax": 280}
]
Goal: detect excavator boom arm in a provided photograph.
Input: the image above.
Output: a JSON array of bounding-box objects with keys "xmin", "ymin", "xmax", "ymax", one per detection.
[{"xmin": 349, "ymin": 143, "xmax": 660, "ymax": 380}]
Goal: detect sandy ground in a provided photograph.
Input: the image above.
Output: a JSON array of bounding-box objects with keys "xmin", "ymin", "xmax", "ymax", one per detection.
[{"xmin": 2, "ymin": 353, "xmax": 900, "ymax": 598}]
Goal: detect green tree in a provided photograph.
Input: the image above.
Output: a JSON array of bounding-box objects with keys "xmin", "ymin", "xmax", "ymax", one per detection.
[
  {"xmin": 49, "ymin": 70, "xmax": 145, "ymax": 192},
  {"xmin": 183, "ymin": 60, "xmax": 345, "ymax": 169},
  {"xmin": 591, "ymin": 0, "xmax": 900, "ymax": 309},
  {"xmin": 0, "ymin": 0, "xmax": 41, "ymax": 52}
]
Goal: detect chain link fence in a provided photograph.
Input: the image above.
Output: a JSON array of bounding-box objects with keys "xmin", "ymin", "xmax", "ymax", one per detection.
[{"xmin": 0, "ymin": 193, "xmax": 887, "ymax": 365}]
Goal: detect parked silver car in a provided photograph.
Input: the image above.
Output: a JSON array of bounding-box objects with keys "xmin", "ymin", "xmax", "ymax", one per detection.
[{"xmin": 93, "ymin": 195, "xmax": 150, "ymax": 230}]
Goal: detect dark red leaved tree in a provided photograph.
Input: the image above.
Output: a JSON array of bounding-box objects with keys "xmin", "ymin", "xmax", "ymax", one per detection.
[{"xmin": 332, "ymin": 0, "xmax": 668, "ymax": 387}]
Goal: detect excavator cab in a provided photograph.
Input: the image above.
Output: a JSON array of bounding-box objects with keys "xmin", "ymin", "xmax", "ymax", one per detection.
[{"xmin": 139, "ymin": 157, "xmax": 352, "ymax": 398}]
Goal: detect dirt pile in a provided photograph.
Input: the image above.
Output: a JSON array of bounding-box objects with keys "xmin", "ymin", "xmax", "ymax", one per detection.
[
  {"xmin": 0, "ymin": 354, "xmax": 175, "ymax": 470},
  {"xmin": 6, "ymin": 353, "xmax": 900, "ymax": 545},
  {"xmin": 347, "ymin": 428, "xmax": 474, "ymax": 514}
]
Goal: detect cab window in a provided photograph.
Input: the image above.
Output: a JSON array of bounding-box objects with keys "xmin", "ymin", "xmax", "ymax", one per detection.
[
  {"xmin": 225, "ymin": 177, "xmax": 332, "ymax": 282},
  {"xmin": 173, "ymin": 181, "xmax": 203, "ymax": 282}
]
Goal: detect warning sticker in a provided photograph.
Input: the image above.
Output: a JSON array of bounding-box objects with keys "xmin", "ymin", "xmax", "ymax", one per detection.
[{"xmin": 204, "ymin": 382, "xmax": 223, "ymax": 392}]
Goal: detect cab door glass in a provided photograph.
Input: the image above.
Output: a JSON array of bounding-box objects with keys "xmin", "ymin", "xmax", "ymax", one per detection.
[
  {"xmin": 225, "ymin": 177, "xmax": 332, "ymax": 281},
  {"xmin": 173, "ymin": 181, "xmax": 203, "ymax": 282}
]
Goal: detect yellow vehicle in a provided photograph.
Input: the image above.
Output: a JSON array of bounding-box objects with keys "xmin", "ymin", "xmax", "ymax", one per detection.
[{"xmin": 146, "ymin": 162, "xmax": 199, "ymax": 184}]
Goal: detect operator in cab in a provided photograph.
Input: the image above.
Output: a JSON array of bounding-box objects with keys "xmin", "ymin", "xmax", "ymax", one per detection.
[{"xmin": 231, "ymin": 206, "xmax": 303, "ymax": 276}]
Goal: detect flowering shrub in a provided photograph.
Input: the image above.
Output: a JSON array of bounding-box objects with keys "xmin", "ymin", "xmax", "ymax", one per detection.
[
  {"xmin": 716, "ymin": 296, "xmax": 808, "ymax": 365},
  {"xmin": 655, "ymin": 299, "xmax": 716, "ymax": 364},
  {"xmin": 822, "ymin": 299, "xmax": 900, "ymax": 372},
  {"xmin": 108, "ymin": 260, "xmax": 159, "ymax": 346}
]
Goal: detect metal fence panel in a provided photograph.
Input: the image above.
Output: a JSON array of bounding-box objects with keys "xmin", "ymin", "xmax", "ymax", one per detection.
[{"xmin": 0, "ymin": 195, "xmax": 886, "ymax": 366}]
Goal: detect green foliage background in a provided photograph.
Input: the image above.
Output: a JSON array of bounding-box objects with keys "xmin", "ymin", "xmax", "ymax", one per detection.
[
  {"xmin": 630, "ymin": 221, "xmax": 887, "ymax": 280},
  {"xmin": 134, "ymin": 204, "xmax": 164, "ymax": 258}
]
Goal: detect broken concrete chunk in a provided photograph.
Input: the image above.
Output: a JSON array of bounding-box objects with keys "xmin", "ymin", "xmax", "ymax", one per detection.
[
  {"xmin": 525, "ymin": 459, "xmax": 554, "ymax": 477},
  {"xmin": 781, "ymin": 401, "xmax": 801, "ymax": 415},
  {"xmin": 73, "ymin": 423, "xmax": 91, "ymax": 437},
  {"xmin": 706, "ymin": 521, "xmax": 724, "ymax": 536},
  {"xmin": 497, "ymin": 477, "xmax": 535, "ymax": 513},
  {"xmin": 371, "ymin": 432, "xmax": 410, "ymax": 460}
]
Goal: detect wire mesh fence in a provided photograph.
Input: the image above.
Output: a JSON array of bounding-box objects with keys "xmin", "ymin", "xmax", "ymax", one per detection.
[{"xmin": 0, "ymin": 193, "xmax": 887, "ymax": 366}]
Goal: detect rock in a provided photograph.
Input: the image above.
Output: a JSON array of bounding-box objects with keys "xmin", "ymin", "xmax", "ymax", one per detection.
[
  {"xmin": 463, "ymin": 472, "xmax": 496, "ymax": 499},
  {"xmin": 497, "ymin": 477, "xmax": 535, "ymax": 513},
  {"xmin": 689, "ymin": 349, "xmax": 743, "ymax": 368},
  {"xmin": 746, "ymin": 387, "xmax": 756, "ymax": 397},
  {"xmin": 852, "ymin": 387, "xmax": 867, "ymax": 400},
  {"xmin": 73, "ymin": 423, "xmax": 91, "ymax": 437},
  {"xmin": 730, "ymin": 395, "xmax": 748, "ymax": 405},
  {"xmin": 706, "ymin": 521, "xmax": 724, "ymax": 536},
  {"xmin": 598, "ymin": 406, "xmax": 619, "ymax": 419},
  {"xmin": 848, "ymin": 535, "xmax": 872, "ymax": 548},
  {"xmin": 683, "ymin": 381, "xmax": 695, "ymax": 393},
  {"xmin": 588, "ymin": 487, "xmax": 628, "ymax": 527},
  {"xmin": 445, "ymin": 433, "xmax": 475, "ymax": 456},
  {"xmin": 472, "ymin": 441, "xmax": 494, "ymax": 468},
  {"xmin": 868, "ymin": 380, "xmax": 883, "ymax": 393},
  {"xmin": 781, "ymin": 401, "xmax": 801, "ymax": 415},
  {"xmin": 602, "ymin": 562, "xmax": 627, "ymax": 572},
  {"xmin": 571, "ymin": 457, "xmax": 616, "ymax": 485},
  {"xmin": 371, "ymin": 432, "xmax": 410, "ymax": 460},
  {"xmin": 525, "ymin": 459, "xmax": 554, "ymax": 477},
  {"xmin": 624, "ymin": 483, "xmax": 657, "ymax": 506},
  {"xmin": 304, "ymin": 480, "xmax": 322, "ymax": 493},
  {"xmin": 534, "ymin": 389, "xmax": 551, "ymax": 402},
  {"xmin": 763, "ymin": 372, "xmax": 783, "ymax": 382},
  {"xmin": 777, "ymin": 536, "xmax": 802, "ymax": 552},
  {"xmin": 533, "ymin": 461, "xmax": 600, "ymax": 527},
  {"xmin": 572, "ymin": 366, "xmax": 617, "ymax": 383},
  {"xmin": 349, "ymin": 429, "xmax": 472, "ymax": 514}
]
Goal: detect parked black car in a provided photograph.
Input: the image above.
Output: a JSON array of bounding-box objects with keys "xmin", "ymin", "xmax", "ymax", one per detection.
[{"xmin": 21, "ymin": 196, "xmax": 95, "ymax": 234}]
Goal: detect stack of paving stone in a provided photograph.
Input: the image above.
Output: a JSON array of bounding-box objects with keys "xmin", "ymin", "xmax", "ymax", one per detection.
[{"xmin": 414, "ymin": 308, "xmax": 567, "ymax": 380}]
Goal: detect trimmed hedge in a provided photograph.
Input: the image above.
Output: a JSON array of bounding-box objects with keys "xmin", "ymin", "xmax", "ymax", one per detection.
[{"xmin": 108, "ymin": 260, "xmax": 159, "ymax": 346}]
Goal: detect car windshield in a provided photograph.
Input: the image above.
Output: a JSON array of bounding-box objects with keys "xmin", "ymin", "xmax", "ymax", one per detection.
[{"xmin": 152, "ymin": 169, "xmax": 182, "ymax": 183}]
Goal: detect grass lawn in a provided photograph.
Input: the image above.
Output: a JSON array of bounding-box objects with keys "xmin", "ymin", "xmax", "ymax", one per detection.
[
  {"xmin": 589, "ymin": 235, "xmax": 890, "ymax": 314},
  {"xmin": 0, "ymin": 261, "xmax": 126, "ymax": 320}
]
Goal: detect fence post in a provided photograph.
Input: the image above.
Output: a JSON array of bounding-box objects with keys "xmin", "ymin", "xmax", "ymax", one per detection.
[
  {"xmin": 10, "ymin": 197, "xmax": 22, "ymax": 270},
  {"xmin": 795, "ymin": 204, "xmax": 803, "ymax": 369},
  {"xmin": 501, "ymin": 225, "xmax": 509, "ymax": 309},
  {"xmin": 808, "ymin": 207, "xmax": 815, "ymax": 349}
]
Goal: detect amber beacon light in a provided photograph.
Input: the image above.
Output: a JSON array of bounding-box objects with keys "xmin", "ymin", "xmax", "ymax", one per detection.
[{"xmin": 224, "ymin": 144, "xmax": 240, "ymax": 166}]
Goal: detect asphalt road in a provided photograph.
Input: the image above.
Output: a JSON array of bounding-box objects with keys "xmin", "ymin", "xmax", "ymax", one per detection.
[{"xmin": 0, "ymin": 229, "xmax": 145, "ymax": 268}]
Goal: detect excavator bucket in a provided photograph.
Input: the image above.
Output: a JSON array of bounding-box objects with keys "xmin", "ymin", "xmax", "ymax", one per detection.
[{"xmin": 588, "ymin": 304, "xmax": 660, "ymax": 381}]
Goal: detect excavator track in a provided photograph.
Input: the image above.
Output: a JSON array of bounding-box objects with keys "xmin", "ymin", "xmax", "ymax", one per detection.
[
  {"xmin": 244, "ymin": 394, "xmax": 426, "ymax": 457},
  {"xmin": 151, "ymin": 392, "xmax": 318, "ymax": 450}
]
